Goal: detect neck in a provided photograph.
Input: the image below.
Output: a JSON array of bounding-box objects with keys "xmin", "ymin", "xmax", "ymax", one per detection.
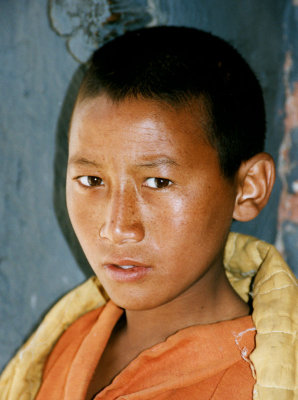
[{"xmin": 122, "ymin": 265, "xmax": 249, "ymax": 351}]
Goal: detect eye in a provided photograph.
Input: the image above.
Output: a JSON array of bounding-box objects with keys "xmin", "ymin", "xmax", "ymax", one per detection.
[
  {"xmin": 77, "ymin": 176, "xmax": 103, "ymax": 187},
  {"xmin": 144, "ymin": 178, "xmax": 173, "ymax": 189}
]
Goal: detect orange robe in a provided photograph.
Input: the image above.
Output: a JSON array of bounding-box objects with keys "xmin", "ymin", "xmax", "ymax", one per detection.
[{"xmin": 36, "ymin": 301, "xmax": 256, "ymax": 399}]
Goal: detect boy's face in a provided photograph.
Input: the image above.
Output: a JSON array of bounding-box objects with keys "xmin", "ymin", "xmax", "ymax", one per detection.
[{"xmin": 66, "ymin": 94, "xmax": 238, "ymax": 311}]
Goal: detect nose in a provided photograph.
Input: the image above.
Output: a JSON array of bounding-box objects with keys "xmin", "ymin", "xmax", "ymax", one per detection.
[{"xmin": 99, "ymin": 186, "xmax": 145, "ymax": 245}]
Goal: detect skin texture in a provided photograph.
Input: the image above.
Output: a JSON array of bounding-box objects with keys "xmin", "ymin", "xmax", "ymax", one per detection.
[
  {"xmin": 68, "ymin": 94, "xmax": 242, "ymax": 311},
  {"xmin": 66, "ymin": 93, "xmax": 275, "ymax": 397}
]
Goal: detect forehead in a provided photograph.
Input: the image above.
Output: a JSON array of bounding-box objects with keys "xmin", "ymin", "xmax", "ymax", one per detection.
[{"xmin": 68, "ymin": 94, "xmax": 216, "ymax": 166}]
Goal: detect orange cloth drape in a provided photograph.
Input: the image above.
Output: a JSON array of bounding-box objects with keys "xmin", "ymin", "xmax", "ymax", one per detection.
[{"xmin": 36, "ymin": 301, "xmax": 256, "ymax": 399}]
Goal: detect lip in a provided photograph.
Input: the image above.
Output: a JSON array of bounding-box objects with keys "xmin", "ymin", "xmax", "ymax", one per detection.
[{"xmin": 103, "ymin": 259, "xmax": 152, "ymax": 282}]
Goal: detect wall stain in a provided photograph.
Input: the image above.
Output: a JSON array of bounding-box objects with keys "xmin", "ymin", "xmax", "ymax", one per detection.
[
  {"xmin": 48, "ymin": 0, "xmax": 166, "ymax": 63},
  {"xmin": 276, "ymin": 51, "xmax": 298, "ymax": 259}
]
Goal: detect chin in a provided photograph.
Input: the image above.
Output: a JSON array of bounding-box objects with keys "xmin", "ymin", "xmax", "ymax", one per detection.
[{"xmin": 105, "ymin": 287, "xmax": 167, "ymax": 312}]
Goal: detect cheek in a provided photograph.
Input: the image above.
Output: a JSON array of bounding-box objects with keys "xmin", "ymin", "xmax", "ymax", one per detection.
[
  {"xmin": 145, "ymin": 196, "xmax": 201, "ymax": 266},
  {"xmin": 67, "ymin": 185, "xmax": 84, "ymax": 230},
  {"xmin": 150, "ymin": 187, "xmax": 234, "ymax": 263},
  {"xmin": 66, "ymin": 187, "xmax": 100, "ymax": 255},
  {"xmin": 149, "ymin": 191, "xmax": 209, "ymax": 237}
]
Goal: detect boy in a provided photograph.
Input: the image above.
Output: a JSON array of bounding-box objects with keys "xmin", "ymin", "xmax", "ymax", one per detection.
[{"xmin": 0, "ymin": 26, "xmax": 296, "ymax": 400}]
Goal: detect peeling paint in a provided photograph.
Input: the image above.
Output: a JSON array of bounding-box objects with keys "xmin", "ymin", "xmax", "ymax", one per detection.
[
  {"xmin": 292, "ymin": 180, "xmax": 298, "ymax": 193},
  {"xmin": 285, "ymin": 82, "xmax": 298, "ymax": 132},
  {"xmin": 147, "ymin": 0, "xmax": 167, "ymax": 27},
  {"xmin": 277, "ymin": 52, "xmax": 298, "ymax": 197},
  {"xmin": 48, "ymin": 0, "xmax": 166, "ymax": 63},
  {"xmin": 276, "ymin": 45, "xmax": 298, "ymax": 269},
  {"xmin": 278, "ymin": 191, "xmax": 298, "ymax": 223}
]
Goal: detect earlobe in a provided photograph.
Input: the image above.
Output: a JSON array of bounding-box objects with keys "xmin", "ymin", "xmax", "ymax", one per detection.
[{"xmin": 233, "ymin": 153, "xmax": 276, "ymax": 222}]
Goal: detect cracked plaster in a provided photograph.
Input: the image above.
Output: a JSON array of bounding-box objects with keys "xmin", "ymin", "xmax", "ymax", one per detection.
[{"xmin": 49, "ymin": 0, "xmax": 166, "ymax": 63}]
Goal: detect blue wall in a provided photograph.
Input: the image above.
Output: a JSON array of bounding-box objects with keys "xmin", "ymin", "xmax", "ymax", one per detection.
[{"xmin": 1, "ymin": 0, "xmax": 297, "ymax": 371}]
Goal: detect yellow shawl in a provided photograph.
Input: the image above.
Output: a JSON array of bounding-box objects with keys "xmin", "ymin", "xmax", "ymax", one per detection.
[{"xmin": 0, "ymin": 233, "xmax": 297, "ymax": 400}]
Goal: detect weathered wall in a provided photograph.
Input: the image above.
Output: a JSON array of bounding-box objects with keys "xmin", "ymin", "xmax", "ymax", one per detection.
[
  {"xmin": 0, "ymin": 0, "xmax": 297, "ymax": 371},
  {"xmin": 276, "ymin": 2, "xmax": 298, "ymax": 271}
]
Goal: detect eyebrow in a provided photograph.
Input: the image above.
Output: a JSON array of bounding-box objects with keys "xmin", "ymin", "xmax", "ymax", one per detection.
[
  {"xmin": 68, "ymin": 156, "xmax": 180, "ymax": 169},
  {"xmin": 68, "ymin": 156, "xmax": 102, "ymax": 168},
  {"xmin": 135, "ymin": 158, "xmax": 180, "ymax": 168}
]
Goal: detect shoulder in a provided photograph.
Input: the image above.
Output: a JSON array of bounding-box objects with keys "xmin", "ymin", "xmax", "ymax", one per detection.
[
  {"xmin": 42, "ymin": 306, "xmax": 104, "ymax": 378},
  {"xmin": 225, "ymin": 233, "xmax": 298, "ymax": 400},
  {"xmin": 0, "ymin": 276, "xmax": 107, "ymax": 400}
]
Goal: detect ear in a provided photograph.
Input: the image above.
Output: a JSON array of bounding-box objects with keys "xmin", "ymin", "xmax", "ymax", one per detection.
[{"xmin": 233, "ymin": 153, "xmax": 276, "ymax": 222}]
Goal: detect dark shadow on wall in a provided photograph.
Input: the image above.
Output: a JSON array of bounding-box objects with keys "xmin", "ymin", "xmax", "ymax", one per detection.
[{"xmin": 53, "ymin": 65, "xmax": 92, "ymax": 278}]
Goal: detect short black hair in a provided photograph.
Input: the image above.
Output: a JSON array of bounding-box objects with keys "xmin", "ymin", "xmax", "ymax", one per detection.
[{"xmin": 79, "ymin": 26, "xmax": 266, "ymax": 177}]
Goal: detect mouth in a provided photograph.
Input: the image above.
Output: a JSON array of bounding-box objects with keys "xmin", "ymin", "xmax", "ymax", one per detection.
[
  {"xmin": 115, "ymin": 265, "xmax": 136, "ymax": 270},
  {"xmin": 103, "ymin": 260, "xmax": 151, "ymax": 282}
]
